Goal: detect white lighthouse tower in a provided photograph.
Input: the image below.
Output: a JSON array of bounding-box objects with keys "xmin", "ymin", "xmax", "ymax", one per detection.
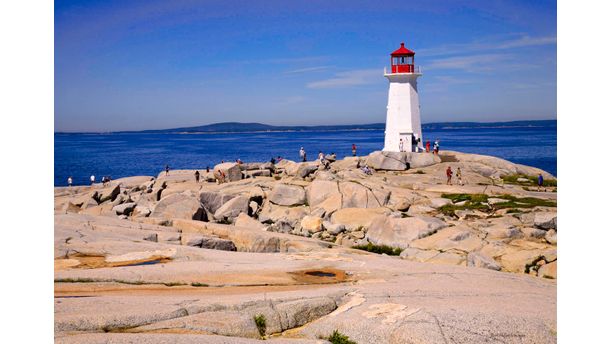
[{"xmin": 383, "ymin": 42, "xmax": 424, "ymax": 153}]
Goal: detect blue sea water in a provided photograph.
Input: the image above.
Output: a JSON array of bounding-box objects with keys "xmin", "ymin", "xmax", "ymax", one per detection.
[{"xmin": 54, "ymin": 126, "xmax": 556, "ymax": 186}]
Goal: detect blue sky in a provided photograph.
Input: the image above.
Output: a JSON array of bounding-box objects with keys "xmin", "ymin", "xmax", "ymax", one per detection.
[{"xmin": 55, "ymin": 0, "xmax": 556, "ymax": 132}]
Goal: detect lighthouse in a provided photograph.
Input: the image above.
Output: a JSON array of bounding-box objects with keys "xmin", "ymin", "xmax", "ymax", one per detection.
[{"xmin": 383, "ymin": 42, "xmax": 424, "ymax": 153}]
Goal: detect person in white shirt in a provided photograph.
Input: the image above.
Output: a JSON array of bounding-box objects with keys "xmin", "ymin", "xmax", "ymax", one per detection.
[
  {"xmin": 90, "ymin": 175, "xmax": 95, "ymax": 185},
  {"xmin": 299, "ymin": 147, "xmax": 306, "ymax": 162},
  {"xmin": 67, "ymin": 176, "xmax": 73, "ymax": 187}
]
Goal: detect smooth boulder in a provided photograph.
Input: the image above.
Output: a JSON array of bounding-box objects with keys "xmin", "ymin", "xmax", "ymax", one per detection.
[
  {"xmin": 268, "ymin": 184, "xmax": 306, "ymax": 206},
  {"xmin": 365, "ymin": 151, "xmax": 407, "ymax": 171},
  {"xmin": 150, "ymin": 193, "xmax": 205, "ymax": 221},
  {"xmin": 213, "ymin": 196, "xmax": 250, "ymax": 222},
  {"xmin": 366, "ymin": 215, "xmax": 447, "ymax": 249},
  {"xmin": 213, "ymin": 162, "xmax": 242, "ymax": 182}
]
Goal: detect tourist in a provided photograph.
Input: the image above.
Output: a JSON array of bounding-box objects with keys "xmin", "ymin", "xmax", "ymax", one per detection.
[
  {"xmin": 102, "ymin": 176, "xmax": 107, "ymax": 186},
  {"xmin": 236, "ymin": 158, "xmax": 243, "ymax": 164},
  {"xmin": 276, "ymin": 155, "xmax": 283, "ymax": 162},
  {"xmin": 446, "ymin": 166, "xmax": 453, "ymax": 185},
  {"xmin": 399, "ymin": 138, "xmax": 404, "ymax": 152},
  {"xmin": 361, "ymin": 165, "xmax": 373, "ymax": 175},
  {"xmin": 318, "ymin": 151, "xmax": 324, "ymax": 161},
  {"xmin": 216, "ymin": 169, "xmax": 226, "ymax": 184},
  {"xmin": 412, "ymin": 136, "xmax": 420, "ymax": 152},
  {"xmin": 426, "ymin": 140, "xmax": 431, "ymax": 153},
  {"xmin": 538, "ymin": 173, "xmax": 544, "ymax": 191},
  {"xmin": 67, "ymin": 176, "xmax": 73, "ymax": 187},
  {"xmin": 352, "ymin": 143, "xmax": 357, "ymax": 156},
  {"xmin": 299, "ymin": 147, "xmax": 306, "ymax": 162},
  {"xmin": 433, "ymin": 139, "xmax": 440, "ymax": 154},
  {"xmin": 165, "ymin": 164, "xmax": 170, "ymax": 176},
  {"xmin": 456, "ymin": 167, "xmax": 463, "ymax": 186},
  {"xmin": 206, "ymin": 166, "xmax": 210, "ymax": 173},
  {"xmin": 270, "ymin": 157, "xmax": 276, "ymax": 164},
  {"xmin": 90, "ymin": 174, "xmax": 95, "ymax": 185},
  {"xmin": 194, "ymin": 170, "xmax": 200, "ymax": 183},
  {"xmin": 303, "ymin": 151, "xmax": 307, "ymax": 162}
]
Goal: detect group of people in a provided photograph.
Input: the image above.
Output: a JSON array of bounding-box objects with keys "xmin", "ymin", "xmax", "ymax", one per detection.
[
  {"xmin": 426, "ymin": 139, "xmax": 440, "ymax": 154},
  {"xmin": 299, "ymin": 144, "xmax": 357, "ymax": 163},
  {"xmin": 445, "ymin": 166, "xmax": 464, "ymax": 186},
  {"xmin": 397, "ymin": 138, "xmax": 440, "ymax": 154},
  {"xmin": 66, "ymin": 174, "xmax": 113, "ymax": 187}
]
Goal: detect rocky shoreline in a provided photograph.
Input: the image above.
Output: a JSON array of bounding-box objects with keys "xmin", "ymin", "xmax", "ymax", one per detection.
[{"xmin": 54, "ymin": 150, "xmax": 557, "ymax": 343}]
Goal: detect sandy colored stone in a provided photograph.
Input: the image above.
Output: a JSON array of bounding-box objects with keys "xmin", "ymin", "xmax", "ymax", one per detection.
[
  {"xmin": 366, "ymin": 215, "xmax": 447, "ymax": 249},
  {"xmin": 330, "ymin": 207, "xmax": 389, "ymax": 230},
  {"xmin": 538, "ymin": 261, "xmax": 557, "ymax": 279},
  {"xmin": 150, "ymin": 193, "xmax": 205, "ymax": 221},
  {"xmin": 301, "ymin": 215, "xmax": 323, "ymax": 234},
  {"xmin": 268, "ymin": 184, "xmax": 306, "ymax": 206}
]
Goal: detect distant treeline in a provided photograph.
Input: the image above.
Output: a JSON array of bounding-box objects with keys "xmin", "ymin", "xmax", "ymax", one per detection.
[{"xmin": 56, "ymin": 119, "xmax": 556, "ymax": 134}]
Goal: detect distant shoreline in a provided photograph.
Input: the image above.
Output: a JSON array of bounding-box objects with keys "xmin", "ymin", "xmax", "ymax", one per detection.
[{"xmin": 55, "ymin": 119, "xmax": 557, "ymax": 135}]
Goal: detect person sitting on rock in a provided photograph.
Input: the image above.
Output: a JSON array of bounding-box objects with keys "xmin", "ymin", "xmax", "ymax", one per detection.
[
  {"xmin": 361, "ymin": 165, "xmax": 373, "ymax": 175},
  {"xmin": 215, "ymin": 170, "xmax": 226, "ymax": 184},
  {"xmin": 446, "ymin": 166, "xmax": 453, "ymax": 185},
  {"xmin": 194, "ymin": 170, "xmax": 200, "ymax": 183}
]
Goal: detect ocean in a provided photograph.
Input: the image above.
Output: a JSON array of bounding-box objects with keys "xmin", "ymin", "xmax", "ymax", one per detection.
[{"xmin": 54, "ymin": 125, "xmax": 557, "ymax": 186}]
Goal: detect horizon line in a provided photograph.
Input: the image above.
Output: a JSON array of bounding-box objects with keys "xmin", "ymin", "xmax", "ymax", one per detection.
[{"xmin": 54, "ymin": 118, "xmax": 557, "ymax": 134}]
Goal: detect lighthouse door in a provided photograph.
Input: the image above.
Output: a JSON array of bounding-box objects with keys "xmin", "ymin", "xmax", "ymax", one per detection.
[{"xmin": 399, "ymin": 132, "xmax": 413, "ymax": 152}]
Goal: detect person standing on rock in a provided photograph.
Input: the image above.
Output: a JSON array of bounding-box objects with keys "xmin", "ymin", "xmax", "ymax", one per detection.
[
  {"xmin": 426, "ymin": 140, "xmax": 431, "ymax": 153},
  {"xmin": 433, "ymin": 139, "xmax": 440, "ymax": 154},
  {"xmin": 446, "ymin": 166, "xmax": 453, "ymax": 185},
  {"xmin": 456, "ymin": 167, "xmax": 463, "ymax": 186},
  {"xmin": 538, "ymin": 173, "xmax": 544, "ymax": 191},
  {"xmin": 67, "ymin": 176, "xmax": 73, "ymax": 187},
  {"xmin": 299, "ymin": 147, "xmax": 306, "ymax": 162},
  {"xmin": 352, "ymin": 143, "xmax": 357, "ymax": 156},
  {"xmin": 165, "ymin": 165, "xmax": 170, "ymax": 176},
  {"xmin": 399, "ymin": 139, "xmax": 404, "ymax": 152},
  {"xmin": 90, "ymin": 174, "xmax": 95, "ymax": 186},
  {"xmin": 195, "ymin": 170, "xmax": 200, "ymax": 183}
]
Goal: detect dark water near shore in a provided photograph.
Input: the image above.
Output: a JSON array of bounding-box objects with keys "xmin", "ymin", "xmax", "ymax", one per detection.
[{"xmin": 54, "ymin": 126, "xmax": 556, "ymax": 186}]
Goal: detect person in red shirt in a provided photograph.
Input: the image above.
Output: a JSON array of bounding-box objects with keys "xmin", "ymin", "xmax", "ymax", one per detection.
[
  {"xmin": 446, "ymin": 166, "xmax": 453, "ymax": 185},
  {"xmin": 425, "ymin": 140, "xmax": 431, "ymax": 153},
  {"xmin": 351, "ymin": 144, "xmax": 357, "ymax": 156}
]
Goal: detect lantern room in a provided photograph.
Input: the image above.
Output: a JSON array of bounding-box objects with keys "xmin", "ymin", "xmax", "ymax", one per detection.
[{"xmin": 390, "ymin": 42, "xmax": 416, "ymax": 73}]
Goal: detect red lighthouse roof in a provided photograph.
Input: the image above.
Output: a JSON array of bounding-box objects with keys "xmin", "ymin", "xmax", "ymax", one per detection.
[{"xmin": 391, "ymin": 42, "xmax": 415, "ymax": 56}]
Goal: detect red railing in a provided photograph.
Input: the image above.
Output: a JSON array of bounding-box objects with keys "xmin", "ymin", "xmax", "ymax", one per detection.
[
  {"xmin": 385, "ymin": 65, "xmax": 421, "ymax": 74},
  {"xmin": 392, "ymin": 64, "xmax": 414, "ymax": 73}
]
